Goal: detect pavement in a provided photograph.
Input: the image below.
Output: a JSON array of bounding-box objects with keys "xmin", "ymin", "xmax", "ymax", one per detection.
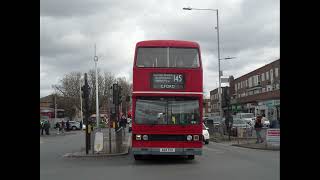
[
  {"xmin": 63, "ymin": 127, "xmax": 131, "ymax": 157},
  {"xmin": 210, "ymin": 133, "xmax": 280, "ymax": 151},
  {"xmin": 40, "ymin": 128, "xmax": 79, "ymax": 137},
  {"xmin": 232, "ymin": 142, "xmax": 280, "ymax": 151}
]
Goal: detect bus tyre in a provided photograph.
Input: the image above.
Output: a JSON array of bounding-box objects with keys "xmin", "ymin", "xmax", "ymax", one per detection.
[
  {"xmin": 134, "ymin": 155, "xmax": 142, "ymax": 160},
  {"xmin": 205, "ymin": 140, "xmax": 209, "ymax": 144},
  {"xmin": 187, "ymin": 155, "xmax": 195, "ymax": 160}
]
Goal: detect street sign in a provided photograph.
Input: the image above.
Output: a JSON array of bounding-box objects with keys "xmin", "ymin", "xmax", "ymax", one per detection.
[
  {"xmin": 266, "ymin": 128, "xmax": 280, "ymax": 146},
  {"xmin": 221, "ymin": 77, "xmax": 229, "ymax": 83}
]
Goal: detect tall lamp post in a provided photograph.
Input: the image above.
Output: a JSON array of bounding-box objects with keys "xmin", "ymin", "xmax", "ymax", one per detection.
[
  {"xmin": 94, "ymin": 45, "xmax": 99, "ymax": 130},
  {"xmin": 183, "ymin": 7, "xmax": 222, "ymax": 119}
]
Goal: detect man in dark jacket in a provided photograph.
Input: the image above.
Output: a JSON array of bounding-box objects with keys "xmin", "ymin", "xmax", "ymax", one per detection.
[
  {"xmin": 40, "ymin": 121, "xmax": 44, "ymax": 135},
  {"xmin": 44, "ymin": 120, "xmax": 50, "ymax": 135},
  {"xmin": 254, "ymin": 115, "xmax": 263, "ymax": 143},
  {"xmin": 66, "ymin": 120, "xmax": 70, "ymax": 131}
]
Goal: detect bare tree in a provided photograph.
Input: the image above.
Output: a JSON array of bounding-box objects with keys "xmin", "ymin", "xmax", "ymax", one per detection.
[
  {"xmin": 51, "ymin": 70, "xmax": 130, "ymax": 119},
  {"xmin": 116, "ymin": 77, "xmax": 132, "ymax": 115},
  {"xmin": 52, "ymin": 72, "xmax": 82, "ymax": 119}
]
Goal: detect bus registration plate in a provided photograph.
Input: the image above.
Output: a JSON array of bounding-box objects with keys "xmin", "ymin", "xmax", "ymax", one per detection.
[{"xmin": 160, "ymin": 148, "xmax": 175, "ymax": 152}]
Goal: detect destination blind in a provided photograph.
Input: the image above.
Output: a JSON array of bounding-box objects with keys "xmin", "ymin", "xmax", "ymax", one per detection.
[{"xmin": 151, "ymin": 73, "xmax": 185, "ymax": 89}]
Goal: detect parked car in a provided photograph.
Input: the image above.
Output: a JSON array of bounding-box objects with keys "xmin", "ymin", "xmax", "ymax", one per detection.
[
  {"xmin": 202, "ymin": 123, "xmax": 210, "ymax": 144},
  {"xmin": 69, "ymin": 121, "xmax": 81, "ymax": 130},
  {"xmin": 263, "ymin": 119, "xmax": 270, "ymax": 128},
  {"xmin": 231, "ymin": 119, "xmax": 252, "ymax": 136},
  {"xmin": 205, "ymin": 116, "xmax": 223, "ymax": 126}
]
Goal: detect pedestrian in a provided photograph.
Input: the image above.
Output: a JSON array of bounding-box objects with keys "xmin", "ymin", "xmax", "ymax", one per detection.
[
  {"xmin": 66, "ymin": 120, "xmax": 70, "ymax": 131},
  {"xmin": 44, "ymin": 120, "xmax": 50, "ymax": 135},
  {"xmin": 121, "ymin": 115, "xmax": 127, "ymax": 128},
  {"xmin": 254, "ymin": 115, "xmax": 264, "ymax": 143},
  {"xmin": 55, "ymin": 122, "xmax": 60, "ymax": 134},
  {"xmin": 80, "ymin": 121, "xmax": 83, "ymax": 130},
  {"xmin": 61, "ymin": 120, "xmax": 65, "ymax": 133},
  {"xmin": 40, "ymin": 120, "xmax": 44, "ymax": 135}
]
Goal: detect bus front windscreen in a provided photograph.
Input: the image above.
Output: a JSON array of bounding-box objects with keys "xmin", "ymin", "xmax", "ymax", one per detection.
[
  {"xmin": 135, "ymin": 97, "xmax": 200, "ymax": 125},
  {"xmin": 136, "ymin": 48, "xmax": 200, "ymax": 68}
]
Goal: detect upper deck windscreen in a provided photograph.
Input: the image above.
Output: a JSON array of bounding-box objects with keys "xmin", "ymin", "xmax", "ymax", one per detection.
[{"xmin": 136, "ymin": 48, "xmax": 200, "ymax": 68}]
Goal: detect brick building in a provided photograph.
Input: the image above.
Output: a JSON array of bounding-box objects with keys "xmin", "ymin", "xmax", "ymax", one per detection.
[
  {"xmin": 40, "ymin": 94, "xmax": 65, "ymax": 119},
  {"xmin": 203, "ymin": 99, "xmax": 211, "ymax": 117},
  {"xmin": 209, "ymin": 86, "xmax": 229, "ymax": 117},
  {"xmin": 229, "ymin": 59, "xmax": 280, "ymax": 121}
]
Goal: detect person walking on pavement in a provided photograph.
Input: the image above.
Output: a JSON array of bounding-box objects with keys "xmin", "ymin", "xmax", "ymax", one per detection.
[
  {"xmin": 61, "ymin": 120, "xmax": 65, "ymax": 133},
  {"xmin": 66, "ymin": 120, "xmax": 70, "ymax": 131},
  {"xmin": 121, "ymin": 115, "xmax": 127, "ymax": 128},
  {"xmin": 40, "ymin": 120, "xmax": 44, "ymax": 135},
  {"xmin": 44, "ymin": 120, "xmax": 50, "ymax": 135},
  {"xmin": 254, "ymin": 115, "xmax": 264, "ymax": 143},
  {"xmin": 55, "ymin": 122, "xmax": 60, "ymax": 135}
]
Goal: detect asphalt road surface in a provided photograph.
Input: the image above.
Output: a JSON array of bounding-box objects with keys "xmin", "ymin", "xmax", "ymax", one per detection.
[{"xmin": 40, "ymin": 130, "xmax": 279, "ymax": 180}]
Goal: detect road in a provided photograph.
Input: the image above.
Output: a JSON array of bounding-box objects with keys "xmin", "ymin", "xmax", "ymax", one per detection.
[{"xmin": 40, "ymin": 130, "xmax": 279, "ymax": 180}]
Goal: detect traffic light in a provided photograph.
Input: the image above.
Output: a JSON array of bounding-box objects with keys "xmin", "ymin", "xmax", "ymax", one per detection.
[
  {"xmin": 222, "ymin": 88, "xmax": 230, "ymax": 107},
  {"xmin": 113, "ymin": 83, "xmax": 119, "ymax": 105},
  {"xmin": 126, "ymin": 96, "xmax": 130, "ymax": 102},
  {"xmin": 118, "ymin": 86, "xmax": 122, "ymax": 105}
]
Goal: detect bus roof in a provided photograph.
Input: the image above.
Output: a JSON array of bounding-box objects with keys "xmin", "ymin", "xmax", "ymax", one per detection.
[{"xmin": 136, "ymin": 40, "xmax": 200, "ymax": 48}]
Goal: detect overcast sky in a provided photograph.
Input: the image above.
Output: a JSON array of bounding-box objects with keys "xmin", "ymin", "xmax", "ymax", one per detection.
[{"xmin": 40, "ymin": 0, "xmax": 279, "ymax": 98}]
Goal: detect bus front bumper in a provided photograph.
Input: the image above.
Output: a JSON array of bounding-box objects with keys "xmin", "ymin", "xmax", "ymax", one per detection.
[{"xmin": 132, "ymin": 147, "xmax": 202, "ymax": 155}]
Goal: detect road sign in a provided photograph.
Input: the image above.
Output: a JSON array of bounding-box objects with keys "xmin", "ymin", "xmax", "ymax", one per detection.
[
  {"xmin": 266, "ymin": 128, "xmax": 280, "ymax": 146},
  {"xmin": 221, "ymin": 77, "xmax": 229, "ymax": 83}
]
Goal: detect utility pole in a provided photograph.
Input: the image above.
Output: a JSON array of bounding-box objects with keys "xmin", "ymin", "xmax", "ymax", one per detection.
[
  {"xmin": 94, "ymin": 44, "xmax": 100, "ymax": 130},
  {"xmin": 215, "ymin": 9, "xmax": 223, "ymax": 121},
  {"xmin": 82, "ymin": 73, "xmax": 91, "ymax": 154},
  {"xmin": 79, "ymin": 76, "xmax": 83, "ymax": 127}
]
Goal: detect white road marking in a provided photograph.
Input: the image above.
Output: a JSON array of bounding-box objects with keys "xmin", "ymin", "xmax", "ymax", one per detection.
[{"xmin": 202, "ymin": 146, "xmax": 224, "ymax": 154}]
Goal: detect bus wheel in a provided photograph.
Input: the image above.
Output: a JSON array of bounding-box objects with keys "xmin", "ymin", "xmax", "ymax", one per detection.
[
  {"xmin": 187, "ymin": 155, "xmax": 195, "ymax": 160},
  {"xmin": 134, "ymin": 155, "xmax": 142, "ymax": 160}
]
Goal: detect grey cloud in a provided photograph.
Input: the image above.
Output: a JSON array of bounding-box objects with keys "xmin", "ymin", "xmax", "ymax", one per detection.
[
  {"xmin": 40, "ymin": 0, "xmax": 110, "ymax": 17},
  {"xmin": 40, "ymin": 0, "xmax": 279, "ymax": 97}
]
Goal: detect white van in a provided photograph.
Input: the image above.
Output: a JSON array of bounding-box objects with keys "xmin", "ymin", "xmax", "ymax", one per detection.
[{"xmin": 235, "ymin": 113, "xmax": 255, "ymax": 127}]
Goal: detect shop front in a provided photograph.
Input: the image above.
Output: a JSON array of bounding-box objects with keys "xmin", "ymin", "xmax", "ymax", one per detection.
[{"xmin": 256, "ymin": 99, "xmax": 280, "ymax": 121}]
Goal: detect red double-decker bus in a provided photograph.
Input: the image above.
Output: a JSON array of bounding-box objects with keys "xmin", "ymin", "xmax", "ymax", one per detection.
[{"xmin": 132, "ymin": 40, "xmax": 203, "ymax": 160}]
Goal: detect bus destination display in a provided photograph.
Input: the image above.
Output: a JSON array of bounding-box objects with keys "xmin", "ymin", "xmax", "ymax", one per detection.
[{"xmin": 151, "ymin": 73, "xmax": 184, "ymax": 89}]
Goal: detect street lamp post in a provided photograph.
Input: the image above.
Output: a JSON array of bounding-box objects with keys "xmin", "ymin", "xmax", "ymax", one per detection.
[
  {"xmin": 94, "ymin": 45, "xmax": 99, "ymax": 130},
  {"xmin": 183, "ymin": 7, "xmax": 222, "ymax": 118}
]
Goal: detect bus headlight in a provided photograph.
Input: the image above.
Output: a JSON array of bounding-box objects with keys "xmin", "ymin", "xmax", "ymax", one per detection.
[
  {"xmin": 142, "ymin": 135, "xmax": 148, "ymax": 140},
  {"xmin": 136, "ymin": 134, "xmax": 141, "ymax": 140},
  {"xmin": 193, "ymin": 135, "xmax": 199, "ymax": 141},
  {"xmin": 187, "ymin": 135, "xmax": 192, "ymax": 141}
]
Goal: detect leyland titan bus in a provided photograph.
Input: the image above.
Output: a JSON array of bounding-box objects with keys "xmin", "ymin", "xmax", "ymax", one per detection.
[{"xmin": 132, "ymin": 40, "xmax": 203, "ymax": 160}]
